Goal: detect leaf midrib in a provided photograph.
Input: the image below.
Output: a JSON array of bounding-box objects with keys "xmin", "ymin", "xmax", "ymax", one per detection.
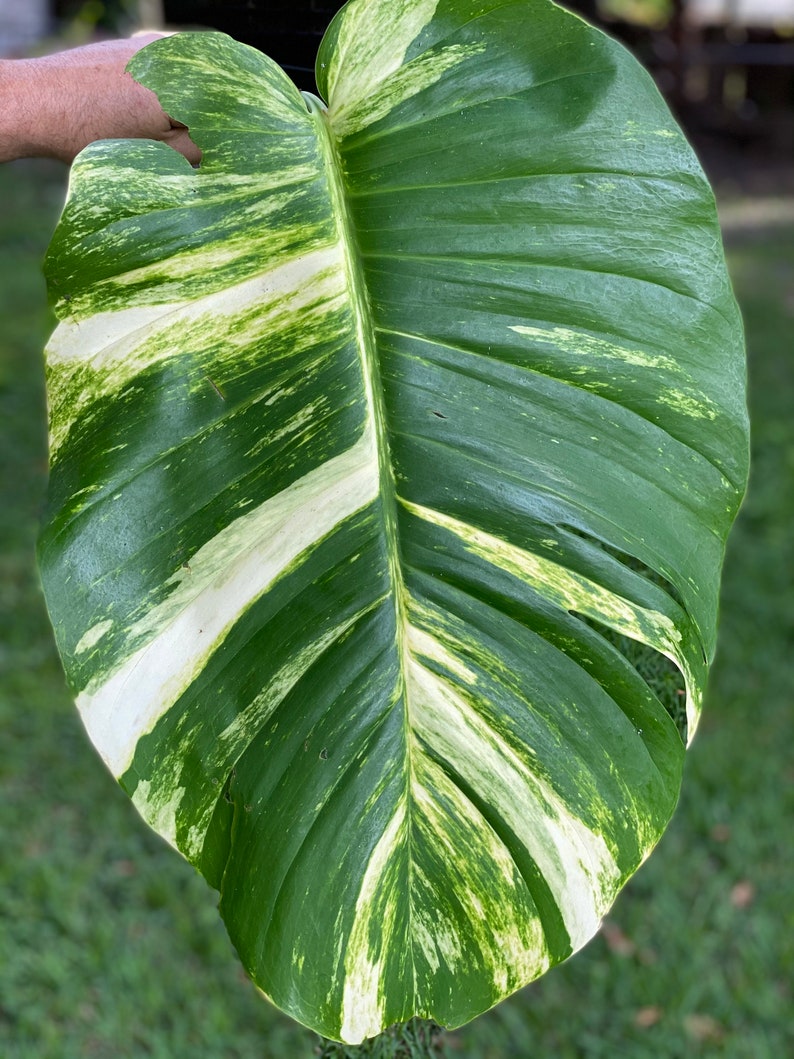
[{"xmin": 309, "ymin": 94, "xmax": 420, "ymax": 1004}]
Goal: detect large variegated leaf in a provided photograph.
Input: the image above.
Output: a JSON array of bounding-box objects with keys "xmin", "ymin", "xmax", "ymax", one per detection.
[{"xmin": 39, "ymin": 0, "xmax": 748, "ymax": 1044}]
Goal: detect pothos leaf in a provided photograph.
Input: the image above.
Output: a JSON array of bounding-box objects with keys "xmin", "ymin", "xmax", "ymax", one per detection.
[{"xmin": 39, "ymin": 0, "xmax": 748, "ymax": 1043}]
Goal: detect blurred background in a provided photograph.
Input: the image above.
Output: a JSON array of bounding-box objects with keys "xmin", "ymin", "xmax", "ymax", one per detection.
[
  {"xmin": 1, "ymin": 1, "xmax": 792, "ymax": 1057},
  {"xmin": 2, "ymin": 0, "xmax": 793, "ymax": 192}
]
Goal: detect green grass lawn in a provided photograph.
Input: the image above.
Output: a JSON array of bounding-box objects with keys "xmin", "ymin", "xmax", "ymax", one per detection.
[{"xmin": 1, "ymin": 160, "xmax": 791, "ymax": 1059}]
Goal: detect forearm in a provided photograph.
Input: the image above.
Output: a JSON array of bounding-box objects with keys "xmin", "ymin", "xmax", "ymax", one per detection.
[
  {"xmin": 0, "ymin": 36, "xmax": 199, "ymax": 164},
  {"xmin": 0, "ymin": 59, "xmax": 41, "ymax": 161}
]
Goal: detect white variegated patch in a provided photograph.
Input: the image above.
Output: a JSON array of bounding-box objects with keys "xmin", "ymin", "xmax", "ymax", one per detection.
[
  {"xmin": 76, "ymin": 424, "xmax": 379, "ymax": 777},
  {"xmin": 407, "ymin": 652, "xmax": 622, "ymax": 949},
  {"xmin": 340, "ymin": 802, "xmax": 407, "ymax": 1044},
  {"xmin": 74, "ymin": 619, "xmax": 114, "ymax": 656},
  {"xmin": 403, "ymin": 501, "xmax": 680, "ymax": 643},
  {"xmin": 330, "ymin": 41, "xmax": 486, "ymax": 138},
  {"xmin": 511, "ymin": 323, "xmax": 682, "ymax": 373},
  {"xmin": 327, "ymin": 0, "xmax": 440, "ymax": 120},
  {"xmin": 412, "ymin": 759, "xmax": 550, "ymax": 983},
  {"xmin": 405, "ymin": 499, "xmax": 703, "ymax": 740},
  {"xmin": 46, "ymin": 247, "xmax": 347, "ymax": 457},
  {"xmin": 131, "ymin": 778, "xmax": 185, "ymax": 850}
]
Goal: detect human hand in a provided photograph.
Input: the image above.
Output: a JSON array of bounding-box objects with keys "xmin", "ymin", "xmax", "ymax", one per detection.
[{"xmin": 0, "ymin": 33, "xmax": 200, "ymax": 165}]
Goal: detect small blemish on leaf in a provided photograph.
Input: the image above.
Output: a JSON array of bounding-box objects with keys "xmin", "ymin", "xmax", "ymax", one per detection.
[
  {"xmin": 319, "ymin": 747, "xmax": 329, "ymax": 761},
  {"xmin": 206, "ymin": 376, "xmax": 226, "ymax": 401},
  {"xmin": 431, "ymin": 410, "xmax": 447, "ymax": 419}
]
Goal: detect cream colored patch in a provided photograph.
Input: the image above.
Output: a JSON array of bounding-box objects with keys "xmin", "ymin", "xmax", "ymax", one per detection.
[
  {"xmin": 403, "ymin": 501, "xmax": 681, "ymax": 652},
  {"xmin": 511, "ymin": 324, "xmax": 681, "ymax": 374},
  {"xmin": 406, "ymin": 623, "xmax": 477, "ymax": 686},
  {"xmin": 131, "ymin": 778, "xmax": 184, "ymax": 851},
  {"xmin": 46, "ymin": 246, "xmax": 346, "ymax": 457},
  {"xmin": 340, "ymin": 803, "xmax": 406, "ymax": 1044},
  {"xmin": 74, "ymin": 619, "xmax": 113, "ymax": 655},
  {"xmin": 403, "ymin": 499, "xmax": 697, "ymax": 744},
  {"xmin": 680, "ymin": 655, "xmax": 702, "ymax": 745},
  {"xmin": 413, "ymin": 762, "xmax": 549, "ymax": 983},
  {"xmin": 76, "ymin": 424, "xmax": 379, "ymax": 777},
  {"xmin": 331, "ymin": 42, "xmax": 486, "ymax": 138},
  {"xmin": 328, "ymin": 0, "xmax": 439, "ymax": 118},
  {"xmin": 151, "ymin": 45, "xmax": 306, "ymax": 127},
  {"xmin": 408, "ymin": 658, "xmax": 621, "ymax": 948},
  {"xmin": 409, "ymin": 860, "xmax": 464, "ymax": 975}
]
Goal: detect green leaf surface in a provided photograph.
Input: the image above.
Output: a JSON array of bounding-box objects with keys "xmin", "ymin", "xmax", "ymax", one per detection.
[{"xmin": 39, "ymin": 0, "xmax": 748, "ymax": 1043}]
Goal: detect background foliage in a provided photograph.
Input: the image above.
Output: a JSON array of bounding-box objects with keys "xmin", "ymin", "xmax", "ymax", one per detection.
[{"xmin": 0, "ymin": 158, "xmax": 791, "ymax": 1058}]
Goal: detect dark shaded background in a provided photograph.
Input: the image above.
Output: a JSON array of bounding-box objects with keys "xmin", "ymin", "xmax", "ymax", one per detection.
[
  {"xmin": 39, "ymin": 0, "xmax": 793, "ymax": 194},
  {"xmin": 155, "ymin": 0, "xmax": 794, "ymax": 191}
]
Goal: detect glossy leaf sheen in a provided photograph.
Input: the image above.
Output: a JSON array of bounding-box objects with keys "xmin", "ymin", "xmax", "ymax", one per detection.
[{"xmin": 39, "ymin": 0, "xmax": 748, "ymax": 1044}]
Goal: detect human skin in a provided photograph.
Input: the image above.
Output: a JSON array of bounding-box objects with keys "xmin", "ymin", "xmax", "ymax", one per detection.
[{"xmin": 0, "ymin": 33, "xmax": 200, "ymax": 164}]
